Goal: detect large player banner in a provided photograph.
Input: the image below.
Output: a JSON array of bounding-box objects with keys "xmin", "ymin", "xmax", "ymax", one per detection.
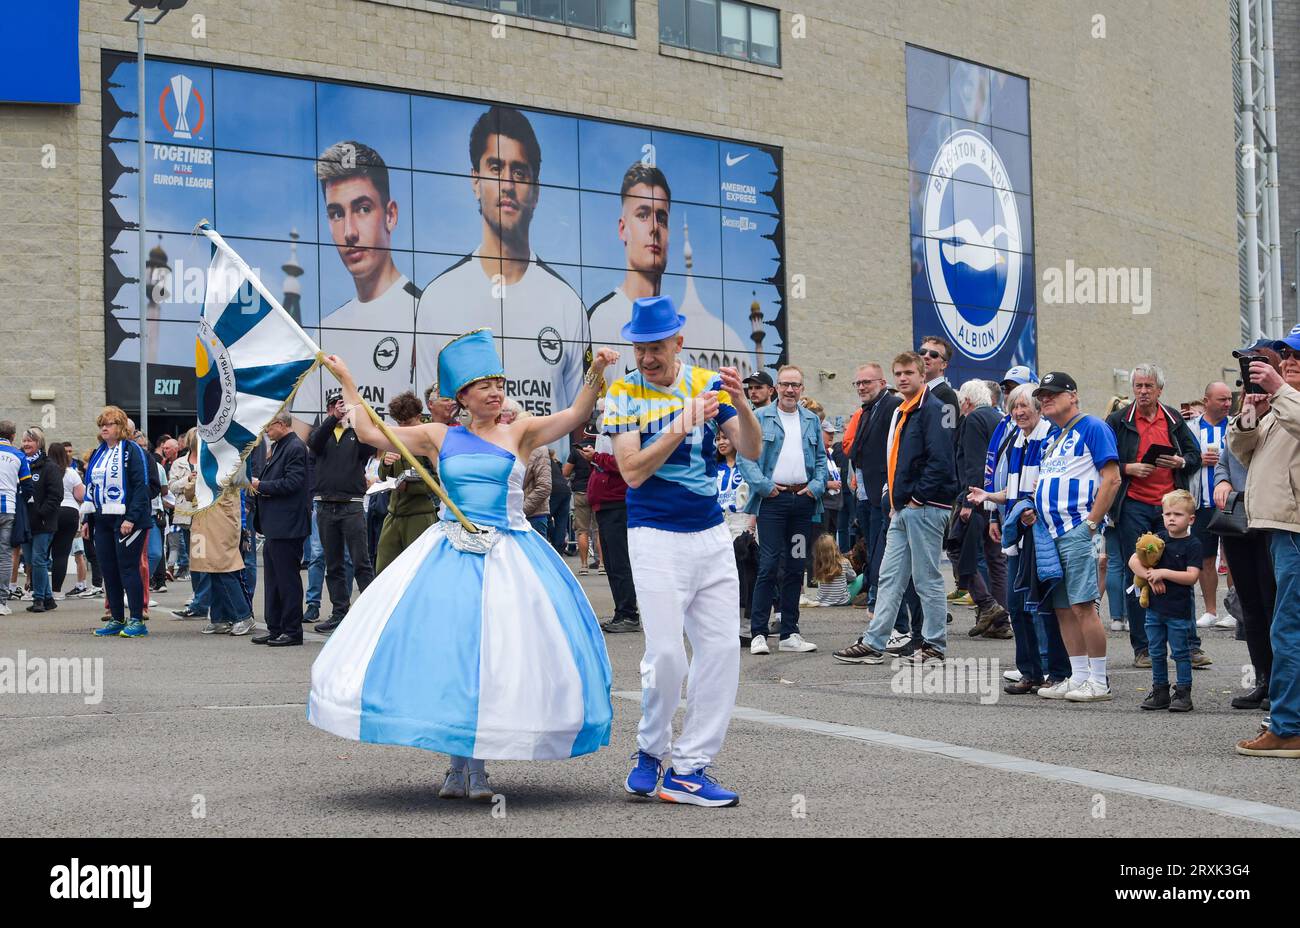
[
  {"xmin": 99, "ymin": 52, "xmax": 787, "ymax": 422},
  {"xmin": 906, "ymin": 46, "xmax": 1037, "ymax": 387}
]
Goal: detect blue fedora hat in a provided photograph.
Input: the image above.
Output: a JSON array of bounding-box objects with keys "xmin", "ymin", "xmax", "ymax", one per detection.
[{"xmin": 621, "ymin": 295, "xmax": 687, "ymax": 343}]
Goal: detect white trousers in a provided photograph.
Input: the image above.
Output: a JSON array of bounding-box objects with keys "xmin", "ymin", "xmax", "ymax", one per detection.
[{"xmin": 628, "ymin": 522, "xmax": 740, "ymax": 773}]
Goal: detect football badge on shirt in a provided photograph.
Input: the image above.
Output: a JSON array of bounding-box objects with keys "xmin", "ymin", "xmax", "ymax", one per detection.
[
  {"xmin": 373, "ymin": 336, "xmax": 400, "ymax": 372},
  {"xmin": 537, "ymin": 326, "xmax": 563, "ymax": 365}
]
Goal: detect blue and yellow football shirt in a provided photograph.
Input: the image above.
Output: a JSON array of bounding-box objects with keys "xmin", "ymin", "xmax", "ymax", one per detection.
[{"xmin": 602, "ymin": 364, "xmax": 737, "ymax": 532}]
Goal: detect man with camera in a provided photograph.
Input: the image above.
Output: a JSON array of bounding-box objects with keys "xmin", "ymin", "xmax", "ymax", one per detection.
[{"xmin": 1232, "ymin": 329, "xmax": 1300, "ymax": 757}]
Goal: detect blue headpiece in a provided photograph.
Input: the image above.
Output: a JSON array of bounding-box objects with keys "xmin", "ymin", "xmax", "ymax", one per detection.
[{"xmin": 437, "ymin": 329, "xmax": 504, "ymax": 399}]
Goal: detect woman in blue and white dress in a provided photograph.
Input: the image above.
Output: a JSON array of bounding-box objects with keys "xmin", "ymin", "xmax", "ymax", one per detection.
[{"xmin": 309, "ymin": 330, "xmax": 616, "ymax": 801}]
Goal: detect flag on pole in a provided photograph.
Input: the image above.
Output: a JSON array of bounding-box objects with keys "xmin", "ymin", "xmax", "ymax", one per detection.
[{"xmin": 189, "ymin": 220, "xmax": 320, "ymax": 511}]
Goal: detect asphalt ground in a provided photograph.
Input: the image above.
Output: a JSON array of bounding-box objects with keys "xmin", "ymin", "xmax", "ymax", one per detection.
[{"xmin": 0, "ymin": 554, "xmax": 1295, "ymax": 838}]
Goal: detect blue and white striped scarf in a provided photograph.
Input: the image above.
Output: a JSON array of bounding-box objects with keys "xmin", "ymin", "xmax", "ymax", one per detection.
[{"xmin": 82, "ymin": 441, "xmax": 129, "ymax": 516}]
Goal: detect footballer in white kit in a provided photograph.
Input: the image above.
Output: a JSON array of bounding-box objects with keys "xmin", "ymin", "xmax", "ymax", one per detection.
[
  {"xmin": 315, "ymin": 274, "xmax": 422, "ymax": 419},
  {"xmin": 413, "ymin": 105, "xmax": 589, "ymax": 460},
  {"xmin": 587, "ymin": 163, "xmax": 671, "ymax": 379},
  {"xmin": 297, "ymin": 140, "xmax": 419, "ymax": 420}
]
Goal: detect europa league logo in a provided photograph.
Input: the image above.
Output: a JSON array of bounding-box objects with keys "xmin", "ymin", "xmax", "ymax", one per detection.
[
  {"xmin": 161, "ymin": 73, "xmax": 205, "ymax": 140},
  {"xmin": 170, "ymin": 75, "xmax": 193, "ymax": 138}
]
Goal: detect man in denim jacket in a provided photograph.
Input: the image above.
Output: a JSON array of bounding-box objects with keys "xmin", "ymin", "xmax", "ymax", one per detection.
[{"xmin": 737, "ymin": 364, "xmax": 827, "ymax": 655}]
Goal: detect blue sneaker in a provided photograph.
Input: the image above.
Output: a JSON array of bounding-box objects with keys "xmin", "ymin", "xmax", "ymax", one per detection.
[
  {"xmin": 93, "ymin": 621, "xmax": 126, "ymax": 637},
  {"xmin": 659, "ymin": 767, "xmax": 740, "ymax": 807},
  {"xmin": 624, "ymin": 750, "xmax": 662, "ymax": 796},
  {"xmin": 119, "ymin": 620, "xmax": 149, "ymax": 638}
]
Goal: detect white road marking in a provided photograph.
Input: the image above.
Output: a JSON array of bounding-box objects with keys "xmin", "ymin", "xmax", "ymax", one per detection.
[{"xmin": 612, "ymin": 691, "xmax": 1300, "ymax": 832}]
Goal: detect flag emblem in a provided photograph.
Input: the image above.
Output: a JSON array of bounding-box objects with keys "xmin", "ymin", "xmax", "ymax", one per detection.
[{"xmin": 189, "ymin": 222, "xmax": 320, "ymax": 510}]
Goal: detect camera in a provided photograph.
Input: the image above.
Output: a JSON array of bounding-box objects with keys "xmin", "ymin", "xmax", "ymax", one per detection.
[{"xmin": 1233, "ymin": 349, "xmax": 1268, "ymax": 395}]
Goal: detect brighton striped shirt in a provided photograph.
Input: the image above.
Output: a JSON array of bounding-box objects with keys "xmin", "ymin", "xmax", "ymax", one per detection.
[
  {"xmin": 1196, "ymin": 415, "xmax": 1228, "ymax": 509},
  {"xmin": 1035, "ymin": 415, "xmax": 1119, "ymax": 539}
]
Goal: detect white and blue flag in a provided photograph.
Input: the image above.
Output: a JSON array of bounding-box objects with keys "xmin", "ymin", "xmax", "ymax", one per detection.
[{"xmin": 190, "ymin": 221, "xmax": 320, "ymax": 511}]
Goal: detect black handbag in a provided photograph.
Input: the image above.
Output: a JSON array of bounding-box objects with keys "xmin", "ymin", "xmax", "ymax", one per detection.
[{"xmin": 1206, "ymin": 491, "xmax": 1248, "ymax": 537}]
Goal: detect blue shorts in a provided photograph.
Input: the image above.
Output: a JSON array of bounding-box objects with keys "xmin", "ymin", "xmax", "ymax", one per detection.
[
  {"xmin": 1191, "ymin": 506, "xmax": 1220, "ymax": 559},
  {"xmin": 1051, "ymin": 522, "xmax": 1101, "ymax": 609}
]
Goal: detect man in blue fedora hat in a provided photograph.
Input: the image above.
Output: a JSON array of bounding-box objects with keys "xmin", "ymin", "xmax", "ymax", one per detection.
[{"xmin": 604, "ymin": 294, "xmax": 761, "ymax": 807}]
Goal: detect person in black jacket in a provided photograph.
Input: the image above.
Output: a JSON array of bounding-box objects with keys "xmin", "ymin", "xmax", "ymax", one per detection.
[
  {"xmin": 951, "ymin": 381, "xmax": 1011, "ymax": 637},
  {"xmin": 844, "ymin": 364, "xmax": 922, "ymax": 649},
  {"xmin": 919, "ymin": 335, "xmax": 961, "ymax": 443},
  {"xmin": 1105, "ymin": 363, "xmax": 1204, "ymax": 668},
  {"xmin": 251, "ymin": 412, "xmax": 311, "ymax": 646},
  {"xmin": 834, "ymin": 351, "xmax": 957, "ymax": 665},
  {"xmin": 309, "ymin": 388, "xmax": 377, "ymax": 633},
  {"xmin": 20, "ymin": 428, "xmax": 62, "ymax": 613}
]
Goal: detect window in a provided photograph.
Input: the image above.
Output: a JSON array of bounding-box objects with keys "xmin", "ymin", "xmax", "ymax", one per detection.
[
  {"xmin": 748, "ymin": 5, "xmax": 778, "ymax": 64},
  {"xmin": 565, "ymin": 0, "xmax": 597, "ymax": 28},
  {"xmin": 659, "ymin": 0, "xmax": 686, "ymax": 46},
  {"xmin": 445, "ymin": 0, "xmax": 634, "ymax": 36},
  {"xmin": 531, "ymin": 0, "xmax": 564, "ymax": 21},
  {"xmin": 720, "ymin": 2, "xmax": 747, "ymax": 58},
  {"xmin": 601, "ymin": 0, "xmax": 634, "ymax": 36},
  {"xmin": 661, "ymin": 0, "xmax": 780, "ymax": 66},
  {"xmin": 687, "ymin": 0, "xmax": 718, "ymax": 54}
]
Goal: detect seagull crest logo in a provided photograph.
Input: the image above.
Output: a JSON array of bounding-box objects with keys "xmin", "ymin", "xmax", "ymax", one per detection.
[{"xmin": 921, "ymin": 129, "xmax": 1023, "ymax": 361}]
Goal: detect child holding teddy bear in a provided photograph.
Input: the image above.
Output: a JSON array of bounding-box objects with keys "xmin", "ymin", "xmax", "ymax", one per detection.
[{"xmin": 1128, "ymin": 489, "xmax": 1203, "ymax": 712}]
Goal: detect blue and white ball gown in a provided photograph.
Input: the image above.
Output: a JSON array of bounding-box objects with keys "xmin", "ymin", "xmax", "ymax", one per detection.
[{"xmin": 309, "ymin": 426, "xmax": 613, "ymax": 760}]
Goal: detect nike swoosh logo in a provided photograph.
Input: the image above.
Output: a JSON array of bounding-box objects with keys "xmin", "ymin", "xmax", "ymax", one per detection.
[
  {"xmin": 725, "ymin": 152, "xmax": 750, "ymax": 167},
  {"xmin": 668, "ymin": 777, "xmax": 703, "ymax": 793}
]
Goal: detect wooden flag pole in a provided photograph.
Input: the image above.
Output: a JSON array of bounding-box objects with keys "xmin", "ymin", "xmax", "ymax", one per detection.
[{"xmin": 319, "ymin": 356, "xmax": 480, "ymax": 534}]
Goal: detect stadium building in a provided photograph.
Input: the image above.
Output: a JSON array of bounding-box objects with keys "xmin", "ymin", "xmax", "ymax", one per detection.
[{"xmin": 1, "ymin": 0, "xmax": 1240, "ymax": 446}]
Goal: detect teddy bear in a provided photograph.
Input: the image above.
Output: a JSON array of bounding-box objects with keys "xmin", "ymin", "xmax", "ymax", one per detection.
[{"xmin": 1132, "ymin": 532, "xmax": 1166, "ymax": 608}]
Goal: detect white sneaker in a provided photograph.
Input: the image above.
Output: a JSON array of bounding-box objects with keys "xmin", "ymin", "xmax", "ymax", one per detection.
[
  {"xmin": 51, "ymin": 591, "xmax": 66, "ymax": 601},
  {"xmin": 148, "ymin": 598, "xmax": 159, "ymax": 608},
  {"xmin": 1003, "ymin": 668, "xmax": 1022, "ymax": 682},
  {"xmin": 750, "ymin": 635, "xmax": 770, "ymax": 655},
  {"xmin": 1038, "ymin": 678, "xmax": 1080, "ymax": 700},
  {"xmin": 778, "ymin": 633, "xmax": 818, "ymax": 653},
  {"xmin": 798, "ymin": 595, "xmax": 817, "ymax": 607},
  {"xmin": 1214, "ymin": 615, "xmax": 1237, "ymax": 629},
  {"xmin": 0, "ymin": 602, "xmax": 10, "ymax": 616},
  {"xmin": 1109, "ymin": 619, "xmax": 1125, "ymax": 632},
  {"xmin": 76, "ymin": 586, "xmax": 102, "ymax": 598},
  {"xmin": 1196, "ymin": 612, "xmax": 1218, "ymax": 628},
  {"xmin": 886, "ymin": 631, "xmax": 912, "ymax": 651},
  {"xmin": 1064, "ymin": 679, "xmax": 1113, "ymax": 702}
]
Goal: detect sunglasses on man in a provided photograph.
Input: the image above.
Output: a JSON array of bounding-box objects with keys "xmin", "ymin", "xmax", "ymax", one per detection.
[{"xmin": 917, "ymin": 348, "xmax": 945, "ymax": 360}]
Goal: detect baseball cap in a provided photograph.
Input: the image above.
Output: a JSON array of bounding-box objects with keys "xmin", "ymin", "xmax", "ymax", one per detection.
[
  {"xmin": 821, "ymin": 419, "xmax": 838, "ymax": 433},
  {"xmin": 325, "ymin": 387, "xmax": 344, "ymax": 405},
  {"xmin": 1265, "ymin": 322, "xmax": 1300, "ymax": 353},
  {"xmin": 1000, "ymin": 365, "xmax": 1038, "ymax": 387},
  {"xmin": 1033, "ymin": 372, "xmax": 1078, "ymax": 395},
  {"xmin": 743, "ymin": 370, "xmax": 774, "ymax": 388}
]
